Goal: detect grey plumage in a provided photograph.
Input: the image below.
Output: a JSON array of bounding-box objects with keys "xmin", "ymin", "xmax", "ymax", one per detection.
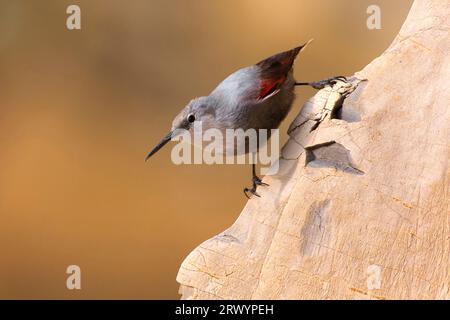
[
  {"xmin": 150, "ymin": 42, "xmax": 311, "ymax": 156},
  {"xmin": 145, "ymin": 41, "xmax": 322, "ymax": 196}
]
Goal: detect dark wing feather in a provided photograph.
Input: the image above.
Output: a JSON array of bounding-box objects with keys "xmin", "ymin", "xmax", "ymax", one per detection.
[{"xmin": 256, "ymin": 40, "xmax": 312, "ymax": 100}]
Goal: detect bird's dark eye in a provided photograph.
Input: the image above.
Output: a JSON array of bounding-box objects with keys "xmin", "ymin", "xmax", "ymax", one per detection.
[{"xmin": 187, "ymin": 114, "xmax": 195, "ymax": 123}]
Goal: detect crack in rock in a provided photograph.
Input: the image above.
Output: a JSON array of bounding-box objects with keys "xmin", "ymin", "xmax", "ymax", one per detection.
[{"xmin": 305, "ymin": 141, "xmax": 364, "ymax": 175}]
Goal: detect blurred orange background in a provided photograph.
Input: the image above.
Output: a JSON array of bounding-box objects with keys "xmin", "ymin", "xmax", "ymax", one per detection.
[{"xmin": 0, "ymin": 0, "xmax": 413, "ymax": 299}]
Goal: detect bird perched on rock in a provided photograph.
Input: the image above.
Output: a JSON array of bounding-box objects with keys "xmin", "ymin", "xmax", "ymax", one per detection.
[{"xmin": 145, "ymin": 41, "xmax": 345, "ymax": 197}]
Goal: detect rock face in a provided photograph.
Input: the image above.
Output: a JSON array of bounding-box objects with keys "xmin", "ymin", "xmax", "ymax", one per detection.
[{"xmin": 176, "ymin": 0, "xmax": 450, "ymax": 299}]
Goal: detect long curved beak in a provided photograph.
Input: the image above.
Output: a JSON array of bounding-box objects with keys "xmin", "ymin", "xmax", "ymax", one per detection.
[{"xmin": 145, "ymin": 131, "xmax": 173, "ymax": 161}]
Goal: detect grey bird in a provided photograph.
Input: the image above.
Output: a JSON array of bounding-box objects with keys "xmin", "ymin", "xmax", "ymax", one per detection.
[{"xmin": 145, "ymin": 41, "xmax": 345, "ymax": 197}]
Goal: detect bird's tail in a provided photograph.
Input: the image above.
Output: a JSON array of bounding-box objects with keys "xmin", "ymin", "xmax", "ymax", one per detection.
[
  {"xmin": 256, "ymin": 39, "xmax": 314, "ymax": 80},
  {"xmin": 297, "ymin": 38, "xmax": 314, "ymax": 54}
]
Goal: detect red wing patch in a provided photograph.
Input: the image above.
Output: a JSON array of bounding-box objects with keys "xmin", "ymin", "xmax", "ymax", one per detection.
[
  {"xmin": 256, "ymin": 43, "xmax": 311, "ymax": 101},
  {"xmin": 258, "ymin": 76, "xmax": 286, "ymax": 100}
]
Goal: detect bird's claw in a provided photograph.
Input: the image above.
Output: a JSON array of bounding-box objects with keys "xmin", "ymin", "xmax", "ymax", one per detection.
[
  {"xmin": 310, "ymin": 76, "xmax": 348, "ymax": 90},
  {"xmin": 244, "ymin": 187, "xmax": 260, "ymax": 199},
  {"xmin": 244, "ymin": 176, "xmax": 269, "ymax": 198},
  {"xmin": 253, "ymin": 176, "xmax": 269, "ymax": 187}
]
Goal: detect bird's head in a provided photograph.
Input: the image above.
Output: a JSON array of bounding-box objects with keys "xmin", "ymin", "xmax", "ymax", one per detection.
[{"xmin": 145, "ymin": 96, "xmax": 216, "ymax": 160}]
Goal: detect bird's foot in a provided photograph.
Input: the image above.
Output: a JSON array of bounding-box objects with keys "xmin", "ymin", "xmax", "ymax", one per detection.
[
  {"xmin": 243, "ymin": 176, "xmax": 269, "ymax": 199},
  {"xmin": 296, "ymin": 76, "xmax": 347, "ymax": 90},
  {"xmin": 253, "ymin": 175, "xmax": 269, "ymax": 187},
  {"xmin": 309, "ymin": 76, "xmax": 347, "ymax": 89},
  {"xmin": 244, "ymin": 186, "xmax": 260, "ymax": 198}
]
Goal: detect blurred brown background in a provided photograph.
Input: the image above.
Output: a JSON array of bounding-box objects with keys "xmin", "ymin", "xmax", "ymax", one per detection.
[{"xmin": 0, "ymin": 0, "xmax": 412, "ymax": 299}]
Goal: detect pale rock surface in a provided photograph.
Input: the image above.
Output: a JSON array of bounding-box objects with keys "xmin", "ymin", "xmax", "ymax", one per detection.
[{"xmin": 177, "ymin": 0, "xmax": 450, "ymax": 299}]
